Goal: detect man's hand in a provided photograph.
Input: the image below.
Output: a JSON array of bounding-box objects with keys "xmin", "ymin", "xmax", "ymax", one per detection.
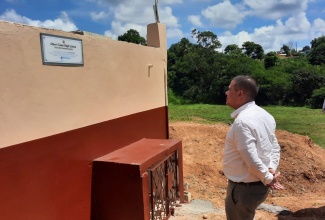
[{"xmin": 267, "ymin": 171, "xmax": 285, "ymax": 190}]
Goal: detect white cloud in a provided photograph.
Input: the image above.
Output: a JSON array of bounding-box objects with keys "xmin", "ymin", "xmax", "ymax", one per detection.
[
  {"xmin": 103, "ymin": 30, "xmax": 117, "ymax": 40},
  {"xmin": 97, "ymin": 0, "xmax": 182, "ymax": 6},
  {"xmin": 0, "ymin": 9, "xmax": 29, "ymax": 24},
  {"xmin": 218, "ymin": 30, "xmax": 252, "ymax": 51},
  {"xmin": 0, "ymin": 9, "xmax": 77, "ymax": 32},
  {"xmin": 202, "ymin": 1, "xmax": 247, "ymax": 29},
  {"xmin": 218, "ymin": 12, "xmax": 318, "ymax": 52},
  {"xmin": 167, "ymin": 27, "xmax": 184, "ymax": 39},
  {"xmin": 160, "ymin": 7, "xmax": 179, "ymax": 28},
  {"xmin": 90, "ymin": 11, "xmax": 108, "ymax": 21},
  {"xmin": 311, "ymin": 18, "xmax": 325, "ymax": 39},
  {"xmin": 111, "ymin": 3, "xmax": 179, "ymax": 27},
  {"xmin": 104, "ymin": 21, "xmax": 147, "ymax": 40},
  {"xmin": 114, "ymin": 2, "xmax": 156, "ymax": 24},
  {"xmin": 312, "ymin": 18, "xmax": 325, "ymax": 32},
  {"xmin": 283, "ymin": 12, "xmax": 310, "ymax": 33},
  {"xmin": 160, "ymin": 0, "xmax": 183, "ymax": 4},
  {"xmin": 188, "ymin": 15, "xmax": 203, "ymax": 27},
  {"xmin": 32, "ymin": 12, "xmax": 78, "ymax": 31},
  {"xmin": 243, "ymin": 0, "xmax": 309, "ymax": 20},
  {"xmin": 103, "ymin": 2, "xmax": 181, "ymax": 41}
]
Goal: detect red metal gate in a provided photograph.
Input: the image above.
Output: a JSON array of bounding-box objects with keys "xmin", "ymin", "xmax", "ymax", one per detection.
[{"xmin": 148, "ymin": 151, "xmax": 179, "ymax": 220}]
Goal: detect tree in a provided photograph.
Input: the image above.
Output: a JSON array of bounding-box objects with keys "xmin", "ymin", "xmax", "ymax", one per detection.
[
  {"xmin": 242, "ymin": 41, "xmax": 264, "ymax": 60},
  {"xmin": 290, "ymin": 68, "xmax": 325, "ymax": 105},
  {"xmin": 117, "ymin": 29, "xmax": 146, "ymax": 45},
  {"xmin": 167, "ymin": 30, "xmax": 224, "ymax": 103},
  {"xmin": 300, "ymin": 45, "xmax": 311, "ymax": 54},
  {"xmin": 191, "ymin": 29, "xmax": 221, "ymax": 50},
  {"xmin": 281, "ymin": 44, "xmax": 291, "ymax": 57},
  {"xmin": 306, "ymin": 87, "xmax": 325, "ymax": 109},
  {"xmin": 168, "ymin": 38, "xmax": 192, "ymax": 67},
  {"xmin": 255, "ymin": 69, "xmax": 291, "ymax": 105},
  {"xmin": 307, "ymin": 36, "xmax": 325, "ymax": 65},
  {"xmin": 167, "ymin": 38, "xmax": 193, "ymax": 90},
  {"xmin": 264, "ymin": 52, "xmax": 279, "ymax": 69},
  {"xmin": 166, "ymin": 34, "xmax": 324, "ymax": 107},
  {"xmin": 224, "ymin": 44, "xmax": 242, "ymax": 56}
]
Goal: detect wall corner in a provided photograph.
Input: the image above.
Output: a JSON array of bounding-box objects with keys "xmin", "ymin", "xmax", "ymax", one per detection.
[{"xmin": 147, "ymin": 23, "xmax": 167, "ymax": 52}]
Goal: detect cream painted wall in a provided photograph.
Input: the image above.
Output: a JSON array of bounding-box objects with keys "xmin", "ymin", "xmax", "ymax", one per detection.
[{"xmin": 0, "ymin": 21, "xmax": 168, "ymax": 148}]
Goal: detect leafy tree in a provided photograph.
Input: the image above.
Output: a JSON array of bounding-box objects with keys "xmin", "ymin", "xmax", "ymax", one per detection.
[
  {"xmin": 290, "ymin": 68, "xmax": 325, "ymax": 105},
  {"xmin": 166, "ymin": 29, "xmax": 223, "ymax": 103},
  {"xmin": 275, "ymin": 55, "xmax": 310, "ymax": 74},
  {"xmin": 168, "ymin": 38, "xmax": 192, "ymax": 67},
  {"xmin": 242, "ymin": 41, "xmax": 264, "ymax": 60},
  {"xmin": 300, "ymin": 45, "xmax": 311, "ymax": 54},
  {"xmin": 307, "ymin": 36, "xmax": 325, "ymax": 65},
  {"xmin": 166, "ymin": 33, "xmax": 324, "ymax": 107},
  {"xmin": 264, "ymin": 52, "xmax": 279, "ymax": 69},
  {"xmin": 167, "ymin": 38, "xmax": 193, "ymax": 90},
  {"xmin": 224, "ymin": 44, "xmax": 242, "ymax": 56},
  {"xmin": 281, "ymin": 44, "xmax": 291, "ymax": 57},
  {"xmin": 191, "ymin": 29, "xmax": 221, "ymax": 50},
  {"xmin": 306, "ymin": 87, "xmax": 325, "ymax": 109},
  {"xmin": 117, "ymin": 29, "xmax": 146, "ymax": 45},
  {"xmin": 255, "ymin": 69, "xmax": 291, "ymax": 105},
  {"xmin": 173, "ymin": 45, "xmax": 221, "ymax": 103}
]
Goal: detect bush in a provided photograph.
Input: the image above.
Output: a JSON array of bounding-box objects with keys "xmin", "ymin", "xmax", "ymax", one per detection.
[
  {"xmin": 306, "ymin": 87, "xmax": 325, "ymax": 109},
  {"xmin": 168, "ymin": 89, "xmax": 189, "ymax": 105}
]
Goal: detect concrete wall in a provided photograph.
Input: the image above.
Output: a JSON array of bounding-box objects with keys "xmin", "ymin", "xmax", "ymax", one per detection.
[
  {"xmin": 0, "ymin": 21, "xmax": 167, "ymax": 148},
  {"xmin": 0, "ymin": 20, "xmax": 169, "ymax": 220}
]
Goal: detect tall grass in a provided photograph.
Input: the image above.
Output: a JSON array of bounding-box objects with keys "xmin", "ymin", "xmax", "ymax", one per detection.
[{"xmin": 168, "ymin": 104, "xmax": 325, "ymax": 148}]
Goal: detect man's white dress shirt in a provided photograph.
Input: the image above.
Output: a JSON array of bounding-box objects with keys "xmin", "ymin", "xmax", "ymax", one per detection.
[{"xmin": 223, "ymin": 101, "xmax": 280, "ymax": 185}]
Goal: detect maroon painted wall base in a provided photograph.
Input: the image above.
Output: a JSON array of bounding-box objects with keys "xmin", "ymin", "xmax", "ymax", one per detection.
[{"xmin": 0, "ymin": 107, "xmax": 168, "ymax": 220}]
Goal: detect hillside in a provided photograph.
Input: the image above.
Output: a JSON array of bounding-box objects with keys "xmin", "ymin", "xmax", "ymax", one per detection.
[{"xmin": 169, "ymin": 122, "xmax": 325, "ymax": 219}]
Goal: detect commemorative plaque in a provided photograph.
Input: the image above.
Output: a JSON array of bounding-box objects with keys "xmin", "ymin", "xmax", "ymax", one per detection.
[{"xmin": 40, "ymin": 33, "xmax": 84, "ymax": 66}]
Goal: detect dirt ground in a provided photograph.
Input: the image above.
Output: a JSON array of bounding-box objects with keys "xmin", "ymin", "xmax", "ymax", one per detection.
[{"xmin": 169, "ymin": 121, "xmax": 325, "ymax": 219}]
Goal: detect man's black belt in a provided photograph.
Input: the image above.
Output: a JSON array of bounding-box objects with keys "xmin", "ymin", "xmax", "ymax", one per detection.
[{"xmin": 229, "ymin": 179, "xmax": 264, "ymax": 186}]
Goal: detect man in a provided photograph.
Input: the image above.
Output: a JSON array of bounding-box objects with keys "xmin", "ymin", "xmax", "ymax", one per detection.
[{"xmin": 223, "ymin": 75, "xmax": 284, "ymax": 220}]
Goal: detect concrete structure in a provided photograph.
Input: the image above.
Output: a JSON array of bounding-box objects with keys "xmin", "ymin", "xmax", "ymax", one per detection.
[
  {"xmin": 91, "ymin": 138, "xmax": 183, "ymax": 220},
  {"xmin": 0, "ymin": 20, "xmax": 181, "ymax": 220}
]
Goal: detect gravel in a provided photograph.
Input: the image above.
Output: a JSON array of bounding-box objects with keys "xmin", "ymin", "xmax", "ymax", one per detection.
[
  {"xmin": 173, "ymin": 199, "xmax": 222, "ymax": 216},
  {"xmin": 172, "ymin": 200, "xmax": 291, "ymax": 217},
  {"xmin": 257, "ymin": 203, "xmax": 291, "ymax": 215}
]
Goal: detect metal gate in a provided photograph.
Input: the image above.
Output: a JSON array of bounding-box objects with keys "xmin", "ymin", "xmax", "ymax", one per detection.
[{"xmin": 148, "ymin": 151, "xmax": 179, "ymax": 220}]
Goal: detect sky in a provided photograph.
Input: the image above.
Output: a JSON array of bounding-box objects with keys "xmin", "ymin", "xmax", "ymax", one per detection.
[{"xmin": 1, "ymin": 0, "xmax": 325, "ymax": 52}]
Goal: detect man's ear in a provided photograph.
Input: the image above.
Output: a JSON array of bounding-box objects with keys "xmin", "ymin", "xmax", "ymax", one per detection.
[{"xmin": 238, "ymin": 89, "xmax": 244, "ymax": 97}]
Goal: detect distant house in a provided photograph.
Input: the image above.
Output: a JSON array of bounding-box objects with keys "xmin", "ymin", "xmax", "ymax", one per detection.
[{"xmin": 276, "ymin": 53, "xmax": 292, "ymax": 59}]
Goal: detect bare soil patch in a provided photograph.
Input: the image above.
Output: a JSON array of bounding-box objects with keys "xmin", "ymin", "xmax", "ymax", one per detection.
[{"xmin": 169, "ymin": 122, "xmax": 325, "ymax": 219}]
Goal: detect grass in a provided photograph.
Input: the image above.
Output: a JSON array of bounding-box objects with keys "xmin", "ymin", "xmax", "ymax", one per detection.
[{"xmin": 168, "ymin": 104, "xmax": 325, "ymax": 148}]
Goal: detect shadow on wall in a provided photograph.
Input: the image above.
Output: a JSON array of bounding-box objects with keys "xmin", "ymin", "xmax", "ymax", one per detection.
[{"xmin": 277, "ymin": 206, "xmax": 325, "ymax": 219}]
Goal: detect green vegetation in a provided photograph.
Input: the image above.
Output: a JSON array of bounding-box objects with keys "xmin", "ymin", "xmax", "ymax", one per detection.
[
  {"xmin": 168, "ymin": 104, "xmax": 325, "ymax": 148},
  {"xmin": 117, "ymin": 29, "xmax": 146, "ymax": 45},
  {"xmin": 167, "ymin": 32, "xmax": 325, "ymax": 108}
]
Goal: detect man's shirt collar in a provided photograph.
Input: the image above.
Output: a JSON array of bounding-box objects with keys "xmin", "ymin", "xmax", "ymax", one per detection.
[{"xmin": 231, "ymin": 101, "xmax": 256, "ymax": 118}]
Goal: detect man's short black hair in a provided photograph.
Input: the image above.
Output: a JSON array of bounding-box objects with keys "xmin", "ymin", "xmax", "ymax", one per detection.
[{"xmin": 233, "ymin": 75, "xmax": 259, "ymax": 100}]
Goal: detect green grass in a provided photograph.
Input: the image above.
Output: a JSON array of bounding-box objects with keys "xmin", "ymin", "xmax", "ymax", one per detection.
[{"xmin": 168, "ymin": 104, "xmax": 325, "ymax": 148}]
